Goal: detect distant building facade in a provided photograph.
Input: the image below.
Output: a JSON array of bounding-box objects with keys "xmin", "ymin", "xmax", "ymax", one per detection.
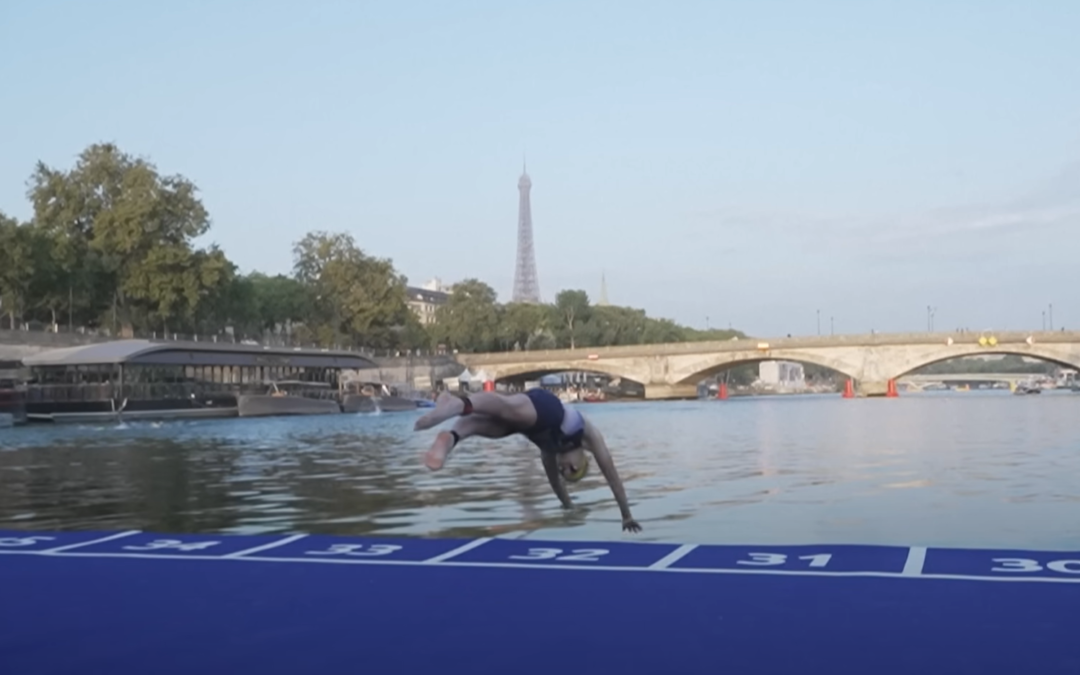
[
  {"xmin": 758, "ymin": 360, "xmax": 806, "ymax": 390},
  {"xmin": 406, "ymin": 278, "xmax": 451, "ymax": 325}
]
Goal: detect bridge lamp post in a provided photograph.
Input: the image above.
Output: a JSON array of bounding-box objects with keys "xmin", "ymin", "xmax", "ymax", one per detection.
[
  {"xmin": 830, "ymin": 316, "xmax": 834, "ymax": 335},
  {"xmin": 927, "ymin": 305, "xmax": 937, "ymax": 332}
]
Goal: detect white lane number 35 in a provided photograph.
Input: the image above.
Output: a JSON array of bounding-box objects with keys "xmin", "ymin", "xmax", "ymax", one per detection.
[{"xmin": 0, "ymin": 536, "xmax": 56, "ymax": 547}]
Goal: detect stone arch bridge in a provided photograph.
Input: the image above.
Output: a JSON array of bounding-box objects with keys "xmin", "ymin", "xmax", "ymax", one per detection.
[{"xmin": 456, "ymin": 331, "xmax": 1080, "ymax": 399}]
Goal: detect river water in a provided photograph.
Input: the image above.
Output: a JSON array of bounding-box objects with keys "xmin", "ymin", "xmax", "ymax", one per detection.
[{"xmin": 1, "ymin": 391, "xmax": 1078, "ymax": 550}]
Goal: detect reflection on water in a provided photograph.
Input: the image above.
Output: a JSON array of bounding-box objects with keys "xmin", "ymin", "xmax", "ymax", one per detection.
[{"xmin": 1, "ymin": 391, "xmax": 1079, "ymax": 549}]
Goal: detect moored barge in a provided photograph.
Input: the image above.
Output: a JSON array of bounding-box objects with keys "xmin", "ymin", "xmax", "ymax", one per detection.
[{"xmin": 21, "ymin": 339, "xmax": 375, "ymax": 423}]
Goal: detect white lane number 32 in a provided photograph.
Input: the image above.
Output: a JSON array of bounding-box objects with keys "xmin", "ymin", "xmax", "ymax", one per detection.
[{"xmin": 509, "ymin": 547, "xmax": 609, "ymax": 562}]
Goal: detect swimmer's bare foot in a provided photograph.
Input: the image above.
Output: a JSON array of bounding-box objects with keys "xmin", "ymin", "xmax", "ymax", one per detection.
[
  {"xmin": 414, "ymin": 392, "xmax": 464, "ymax": 431},
  {"xmin": 424, "ymin": 431, "xmax": 456, "ymax": 470}
]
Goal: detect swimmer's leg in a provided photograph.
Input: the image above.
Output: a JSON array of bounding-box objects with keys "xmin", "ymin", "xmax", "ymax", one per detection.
[
  {"xmin": 424, "ymin": 414, "xmax": 516, "ymax": 470},
  {"xmin": 414, "ymin": 391, "xmax": 538, "ymax": 431}
]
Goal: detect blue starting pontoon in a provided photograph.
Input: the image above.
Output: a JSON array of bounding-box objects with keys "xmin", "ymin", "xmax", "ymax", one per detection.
[{"xmin": 2, "ymin": 529, "xmax": 1078, "ymax": 674}]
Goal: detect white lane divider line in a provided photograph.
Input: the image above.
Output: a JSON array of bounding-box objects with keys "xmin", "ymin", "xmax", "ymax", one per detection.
[
  {"xmin": 222, "ymin": 534, "xmax": 309, "ymax": 558},
  {"xmin": 902, "ymin": 546, "xmax": 927, "ymax": 576},
  {"xmin": 40, "ymin": 530, "xmax": 142, "ymax": 554},
  {"xmin": 422, "ymin": 538, "xmax": 493, "ymax": 564},
  {"xmin": 648, "ymin": 544, "xmax": 698, "ymax": 569}
]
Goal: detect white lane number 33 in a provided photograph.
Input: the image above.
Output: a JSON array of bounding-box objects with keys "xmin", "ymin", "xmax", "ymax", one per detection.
[{"xmin": 305, "ymin": 544, "xmax": 402, "ymax": 557}]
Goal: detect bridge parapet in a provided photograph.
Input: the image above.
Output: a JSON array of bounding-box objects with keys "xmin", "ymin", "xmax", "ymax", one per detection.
[
  {"xmin": 455, "ymin": 330, "xmax": 1080, "ymax": 399},
  {"xmin": 458, "ymin": 331, "xmax": 1080, "ymax": 365}
]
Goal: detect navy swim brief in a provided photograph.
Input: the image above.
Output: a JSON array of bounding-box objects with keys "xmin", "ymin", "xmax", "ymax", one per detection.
[{"xmin": 522, "ymin": 388, "xmax": 585, "ymax": 453}]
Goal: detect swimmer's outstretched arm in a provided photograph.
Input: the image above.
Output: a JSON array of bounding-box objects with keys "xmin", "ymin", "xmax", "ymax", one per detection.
[
  {"xmin": 540, "ymin": 452, "xmax": 574, "ymax": 509},
  {"xmin": 581, "ymin": 418, "xmax": 642, "ymax": 533}
]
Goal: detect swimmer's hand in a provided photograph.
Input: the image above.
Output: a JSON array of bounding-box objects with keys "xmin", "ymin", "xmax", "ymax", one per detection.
[{"xmin": 622, "ymin": 517, "xmax": 642, "ymax": 533}]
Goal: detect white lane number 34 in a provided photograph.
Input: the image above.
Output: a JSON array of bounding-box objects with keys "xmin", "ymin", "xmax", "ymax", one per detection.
[{"xmin": 123, "ymin": 539, "xmax": 221, "ymax": 552}]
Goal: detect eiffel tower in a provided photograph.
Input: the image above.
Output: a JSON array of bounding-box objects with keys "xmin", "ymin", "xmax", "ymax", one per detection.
[{"xmin": 512, "ymin": 163, "xmax": 541, "ymax": 303}]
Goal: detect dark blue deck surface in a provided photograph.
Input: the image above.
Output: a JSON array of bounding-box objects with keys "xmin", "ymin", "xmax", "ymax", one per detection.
[{"xmin": 3, "ymin": 529, "xmax": 1079, "ymax": 674}]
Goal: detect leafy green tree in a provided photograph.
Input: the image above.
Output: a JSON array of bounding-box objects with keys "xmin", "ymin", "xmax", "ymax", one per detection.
[
  {"xmin": 0, "ymin": 213, "xmax": 36, "ymax": 328},
  {"xmin": 26, "ymin": 143, "xmax": 219, "ymax": 333},
  {"xmin": 553, "ymin": 289, "xmax": 591, "ymax": 349},
  {"xmin": 6, "ymin": 143, "xmax": 763, "ymax": 353},
  {"xmin": 192, "ymin": 271, "xmax": 258, "ymax": 337},
  {"xmin": 579, "ymin": 305, "xmax": 648, "ymax": 346},
  {"xmin": 291, "ymin": 231, "xmax": 411, "ymax": 348},
  {"xmin": 498, "ymin": 302, "xmax": 553, "ymax": 350},
  {"xmin": 431, "ymin": 278, "xmax": 500, "ymax": 352},
  {"xmin": 396, "ymin": 312, "xmax": 434, "ymax": 352},
  {"xmin": 641, "ymin": 316, "xmax": 685, "ymax": 344},
  {"xmin": 247, "ymin": 272, "xmax": 310, "ymax": 334}
]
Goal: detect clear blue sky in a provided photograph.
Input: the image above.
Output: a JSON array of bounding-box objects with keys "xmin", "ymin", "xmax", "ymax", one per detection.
[{"xmin": 2, "ymin": 0, "xmax": 1078, "ymax": 336}]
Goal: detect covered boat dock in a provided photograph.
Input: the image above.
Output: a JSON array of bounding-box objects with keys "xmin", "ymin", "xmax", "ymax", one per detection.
[{"xmin": 20, "ymin": 339, "xmax": 376, "ymax": 423}]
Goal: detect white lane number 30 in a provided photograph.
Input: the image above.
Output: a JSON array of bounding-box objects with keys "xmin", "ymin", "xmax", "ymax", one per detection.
[{"xmin": 991, "ymin": 558, "xmax": 1080, "ymax": 574}]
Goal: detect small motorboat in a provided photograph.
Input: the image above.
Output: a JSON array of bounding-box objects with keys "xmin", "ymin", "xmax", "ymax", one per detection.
[
  {"xmin": 238, "ymin": 381, "xmax": 342, "ymax": 417},
  {"xmin": 340, "ymin": 381, "xmax": 419, "ymax": 413}
]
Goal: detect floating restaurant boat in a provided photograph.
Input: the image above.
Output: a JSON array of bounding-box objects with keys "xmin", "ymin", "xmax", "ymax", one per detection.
[
  {"xmin": 0, "ymin": 359, "xmax": 28, "ymax": 425},
  {"xmin": 20, "ymin": 339, "xmax": 375, "ymax": 423}
]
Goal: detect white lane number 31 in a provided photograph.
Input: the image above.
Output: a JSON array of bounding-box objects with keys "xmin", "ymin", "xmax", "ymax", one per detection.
[{"xmin": 737, "ymin": 552, "xmax": 833, "ymax": 568}]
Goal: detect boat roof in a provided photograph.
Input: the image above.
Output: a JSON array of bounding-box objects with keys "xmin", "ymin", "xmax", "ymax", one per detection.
[{"xmin": 21, "ymin": 339, "xmax": 376, "ymax": 369}]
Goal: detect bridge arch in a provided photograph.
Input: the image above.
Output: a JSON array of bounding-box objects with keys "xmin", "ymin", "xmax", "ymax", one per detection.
[
  {"xmin": 887, "ymin": 344, "xmax": 1080, "ymax": 380},
  {"xmin": 488, "ymin": 361, "xmax": 648, "ymax": 385},
  {"xmin": 671, "ymin": 350, "xmax": 860, "ymax": 386}
]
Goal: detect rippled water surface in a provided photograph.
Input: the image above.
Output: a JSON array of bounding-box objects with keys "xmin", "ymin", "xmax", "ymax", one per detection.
[{"xmin": 2, "ymin": 391, "xmax": 1079, "ymax": 549}]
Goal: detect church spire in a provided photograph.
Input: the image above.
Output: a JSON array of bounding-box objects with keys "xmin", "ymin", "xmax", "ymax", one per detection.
[{"xmin": 598, "ymin": 271, "xmax": 609, "ymax": 306}]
